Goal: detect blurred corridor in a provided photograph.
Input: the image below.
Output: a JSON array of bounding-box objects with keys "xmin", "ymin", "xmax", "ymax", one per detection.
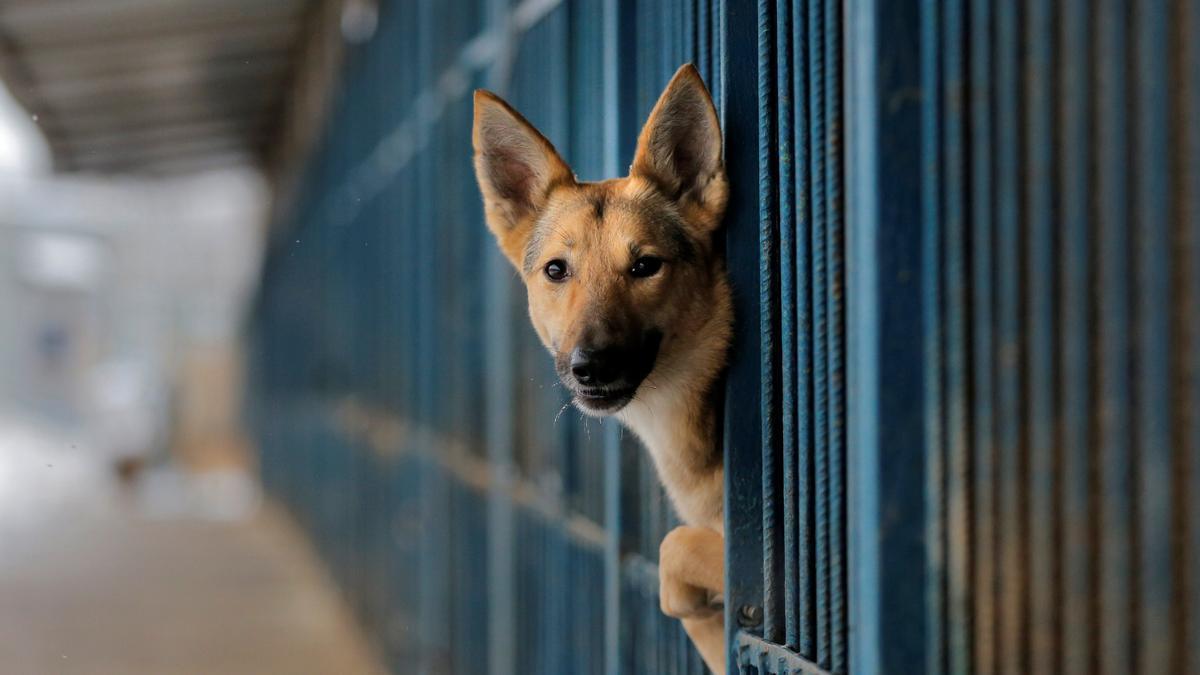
[
  {"xmin": 0, "ymin": 0, "xmax": 389, "ymax": 672},
  {"xmin": 0, "ymin": 414, "xmax": 385, "ymax": 675}
]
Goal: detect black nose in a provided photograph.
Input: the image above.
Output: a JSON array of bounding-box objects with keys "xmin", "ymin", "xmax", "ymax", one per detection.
[{"xmin": 570, "ymin": 347, "xmax": 622, "ymax": 386}]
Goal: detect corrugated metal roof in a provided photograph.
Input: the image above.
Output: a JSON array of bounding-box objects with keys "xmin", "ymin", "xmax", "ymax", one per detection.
[{"xmin": 0, "ymin": 0, "xmax": 315, "ymax": 175}]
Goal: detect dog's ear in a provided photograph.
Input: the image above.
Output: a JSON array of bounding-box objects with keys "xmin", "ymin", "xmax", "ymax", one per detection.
[
  {"xmin": 473, "ymin": 90, "xmax": 574, "ymax": 268},
  {"xmin": 630, "ymin": 64, "xmax": 727, "ymax": 233}
]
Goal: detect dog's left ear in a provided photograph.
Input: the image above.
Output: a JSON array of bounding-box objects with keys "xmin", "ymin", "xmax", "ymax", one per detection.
[
  {"xmin": 473, "ymin": 90, "xmax": 575, "ymax": 269},
  {"xmin": 631, "ymin": 64, "xmax": 727, "ymax": 233}
]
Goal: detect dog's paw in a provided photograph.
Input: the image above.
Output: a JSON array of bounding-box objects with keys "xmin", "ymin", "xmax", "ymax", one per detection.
[
  {"xmin": 659, "ymin": 526, "xmax": 724, "ymax": 619},
  {"xmin": 660, "ymin": 571, "xmax": 719, "ymax": 619}
]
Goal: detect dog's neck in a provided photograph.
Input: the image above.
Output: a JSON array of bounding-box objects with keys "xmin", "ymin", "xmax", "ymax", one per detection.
[{"xmin": 617, "ymin": 329, "xmax": 726, "ymax": 534}]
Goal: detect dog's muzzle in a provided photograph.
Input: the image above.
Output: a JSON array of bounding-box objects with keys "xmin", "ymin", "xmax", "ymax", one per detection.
[{"xmin": 560, "ymin": 330, "xmax": 662, "ymax": 414}]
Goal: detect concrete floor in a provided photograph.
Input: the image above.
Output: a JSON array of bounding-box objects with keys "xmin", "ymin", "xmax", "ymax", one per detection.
[{"xmin": 0, "ymin": 418, "xmax": 386, "ymax": 675}]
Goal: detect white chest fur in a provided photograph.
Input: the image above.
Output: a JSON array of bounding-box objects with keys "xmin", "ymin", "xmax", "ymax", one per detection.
[{"xmin": 618, "ymin": 384, "xmax": 725, "ymax": 534}]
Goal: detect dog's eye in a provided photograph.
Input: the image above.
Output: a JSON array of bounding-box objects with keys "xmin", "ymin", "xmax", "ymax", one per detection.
[
  {"xmin": 630, "ymin": 256, "xmax": 663, "ymax": 278},
  {"xmin": 545, "ymin": 259, "xmax": 569, "ymax": 281}
]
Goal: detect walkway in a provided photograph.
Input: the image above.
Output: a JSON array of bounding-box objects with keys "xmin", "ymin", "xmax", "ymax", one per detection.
[{"xmin": 0, "ymin": 416, "xmax": 386, "ymax": 675}]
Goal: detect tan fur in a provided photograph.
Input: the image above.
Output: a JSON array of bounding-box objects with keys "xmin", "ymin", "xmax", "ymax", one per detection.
[{"xmin": 473, "ymin": 64, "xmax": 730, "ymax": 674}]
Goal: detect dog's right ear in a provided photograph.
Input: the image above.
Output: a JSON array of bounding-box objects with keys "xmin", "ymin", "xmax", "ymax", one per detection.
[
  {"xmin": 630, "ymin": 64, "xmax": 726, "ymax": 235},
  {"xmin": 473, "ymin": 90, "xmax": 574, "ymax": 268}
]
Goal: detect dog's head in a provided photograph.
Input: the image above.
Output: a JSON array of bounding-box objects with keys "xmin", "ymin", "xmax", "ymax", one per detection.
[{"xmin": 472, "ymin": 65, "xmax": 728, "ymax": 415}]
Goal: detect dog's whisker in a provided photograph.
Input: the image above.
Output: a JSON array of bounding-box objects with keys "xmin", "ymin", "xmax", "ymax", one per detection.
[{"xmin": 554, "ymin": 400, "xmax": 572, "ymax": 425}]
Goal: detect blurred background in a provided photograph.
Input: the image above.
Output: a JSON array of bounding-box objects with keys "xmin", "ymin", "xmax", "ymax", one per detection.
[{"xmin": 0, "ymin": 0, "xmax": 386, "ymax": 672}]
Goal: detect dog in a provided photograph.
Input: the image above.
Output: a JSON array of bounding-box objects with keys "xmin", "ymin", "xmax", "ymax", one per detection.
[{"xmin": 472, "ymin": 64, "xmax": 731, "ymax": 673}]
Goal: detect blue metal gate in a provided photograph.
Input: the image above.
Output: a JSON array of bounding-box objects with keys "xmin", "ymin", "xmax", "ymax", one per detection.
[
  {"xmin": 845, "ymin": 0, "xmax": 1199, "ymax": 673},
  {"xmin": 247, "ymin": 0, "xmax": 1199, "ymax": 673},
  {"xmin": 721, "ymin": 0, "xmax": 850, "ymax": 673}
]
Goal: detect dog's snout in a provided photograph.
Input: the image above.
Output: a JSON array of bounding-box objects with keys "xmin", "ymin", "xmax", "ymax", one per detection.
[
  {"xmin": 561, "ymin": 329, "xmax": 662, "ymax": 413},
  {"xmin": 569, "ymin": 347, "xmax": 622, "ymax": 386}
]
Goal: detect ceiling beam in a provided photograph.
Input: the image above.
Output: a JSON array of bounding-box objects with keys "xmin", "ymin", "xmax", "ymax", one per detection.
[
  {"xmin": 39, "ymin": 90, "xmax": 278, "ymax": 135},
  {"xmin": 42, "ymin": 109, "xmax": 271, "ymax": 141},
  {"xmin": 54, "ymin": 118, "xmax": 267, "ymax": 154},
  {"xmin": 0, "ymin": 0, "xmax": 303, "ymax": 32},
  {"xmin": 71, "ymin": 149, "xmax": 260, "ymax": 176},
  {"xmin": 24, "ymin": 24, "xmax": 300, "ymax": 82},
  {"xmin": 0, "ymin": 0, "xmax": 314, "ymax": 173},
  {"xmin": 35, "ymin": 56, "xmax": 291, "ymax": 102},
  {"xmin": 125, "ymin": 150, "xmax": 260, "ymax": 176},
  {"xmin": 0, "ymin": 1, "xmax": 306, "ymax": 50},
  {"xmin": 38, "ymin": 78, "xmax": 284, "ymax": 114},
  {"xmin": 0, "ymin": 0, "xmax": 301, "ymax": 20},
  {"xmin": 68, "ymin": 133, "xmax": 266, "ymax": 168}
]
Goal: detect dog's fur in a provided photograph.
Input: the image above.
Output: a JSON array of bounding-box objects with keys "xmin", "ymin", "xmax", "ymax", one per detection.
[{"xmin": 473, "ymin": 65, "xmax": 731, "ymax": 673}]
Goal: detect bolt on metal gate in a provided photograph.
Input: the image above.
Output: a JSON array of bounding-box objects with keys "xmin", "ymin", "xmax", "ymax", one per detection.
[{"xmin": 247, "ymin": 0, "xmax": 1200, "ymax": 674}]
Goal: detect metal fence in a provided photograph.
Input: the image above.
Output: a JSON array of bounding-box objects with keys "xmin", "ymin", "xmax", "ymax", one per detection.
[
  {"xmin": 247, "ymin": 0, "xmax": 1199, "ymax": 674},
  {"xmin": 845, "ymin": 0, "xmax": 1199, "ymax": 673},
  {"xmin": 250, "ymin": 0, "xmax": 721, "ymax": 673}
]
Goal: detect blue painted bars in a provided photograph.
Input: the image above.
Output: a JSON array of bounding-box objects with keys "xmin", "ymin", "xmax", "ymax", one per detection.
[{"xmin": 247, "ymin": 1, "xmax": 1199, "ymax": 673}]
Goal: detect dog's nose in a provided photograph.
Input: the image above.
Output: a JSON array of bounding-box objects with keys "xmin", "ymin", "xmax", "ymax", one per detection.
[{"xmin": 570, "ymin": 347, "xmax": 622, "ymax": 386}]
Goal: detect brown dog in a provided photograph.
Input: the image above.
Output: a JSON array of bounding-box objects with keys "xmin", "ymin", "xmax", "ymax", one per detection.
[{"xmin": 472, "ymin": 64, "xmax": 731, "ymax": 674}]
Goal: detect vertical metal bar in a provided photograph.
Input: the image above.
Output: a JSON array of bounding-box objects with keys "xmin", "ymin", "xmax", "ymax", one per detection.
[
  {"xmin": 759, "ymin": 0, "xmax": 783, "ymax": 647},
  {"xmin": 722, "ymin": 0, "xmax": 766, "ymax": 670},
  {"xmin": 847, "ymin": 0, "xmax": 930, "ymax": 672},
  {"xmin": 617, "ymin": 0, "xmax": 646, "ymax": 645},
  {"xmin": 772, "ymin": 0, "xmax": 801, "ymax": 648},
  {"xmin": 941, "ymin": 0, "xmax": 971, "ymax": 669},
  {"xmin": 602, "ymin": 1, "xmax": 624, "ymax": 672},
  {"xmin": 646, "ymin": 551, "xmax": 656, "ymax": 675},
  {"xmin": 1181, "ymin": 3, "xmax": 1200, "ymax": 673},
  {"xmin": 412, "ymin": 7, "xmax": 451, "ymax": 672},
  {"xmin": 713, "ymin": 0, "xmax": 725, "ymax": 110},
  {"xmin": 548, "ymin": 517, "xmax": 565, "ymax": 675},
  {"xmin": 542, "ymin": 13, "xmax": 572, "ymax": 674},
  {"xmin": 920, "ymin": 0, "xmax": 946, "ymax": 672},
  {"xmin": 791, "ymin": 0, "xmax": 816, "ymax": 659},
  {"xmin": 1095, "ymin": 1, "xmax": 1135, "ymax": 673},
  {"xmin": 993, "ymin": 0, "xmax": 1026, "ymax": 671},
  {"xmin": 686, "ymin": 0, "xmax": 697, "ymax": 62},
  {"xmin": 1023, "ymin": 2, "xmax": 1057, "ymax": 674},
  {"xmin": 847, "ymin": 0, "xmax": 881, "ymax": 668},
  {"xmin": 659, "ymin": 0, "xmax": 673, "ymax": 85},
  {"xmin": 1133, "ymin": 1, "xmax": 1174, "ymax": 673},
  {"xmin": 485, "ymin": 4, "xmax": 518, "ymax": 675},
  {"xmin": 822, "ymin": 0, "xmax": 847, "ymax": 668},
  {"xmin": 534, "ymin": 517, "xmax": 546, "ymax": 673},
  {"xmin": 807, "ymin": 0, "xmax": 830, "ymax": 665},
  {"xmin": 415, "ymin": 7, "xmax": 439, "ymax": 433},
  {"xmin": 1056, "ymin": 0, "xmax": 1093, "ymax": 673},
  {"xmin": 775, "ymin": 0, "xmax": 801, "ymax": 653},
  {"xmin": 968, "ymin": 0, "xmax": 997, "ymax": 671},
  {"xmin": 636, "ymin": 0, "xmax": 649, "ymax": 115},
  {"xmin": 653, "ymin": 570, "xmax": 664, "ymax": 675}
]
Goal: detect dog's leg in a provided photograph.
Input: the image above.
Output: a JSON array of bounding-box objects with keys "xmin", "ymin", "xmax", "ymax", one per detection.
[
  {"xmin": 683, "ymin": 613, "xmax": 726, "ymax": 675},
  {"xmin": 660, "ymin": 525, "xmax": 726, "ymax": 674}
]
